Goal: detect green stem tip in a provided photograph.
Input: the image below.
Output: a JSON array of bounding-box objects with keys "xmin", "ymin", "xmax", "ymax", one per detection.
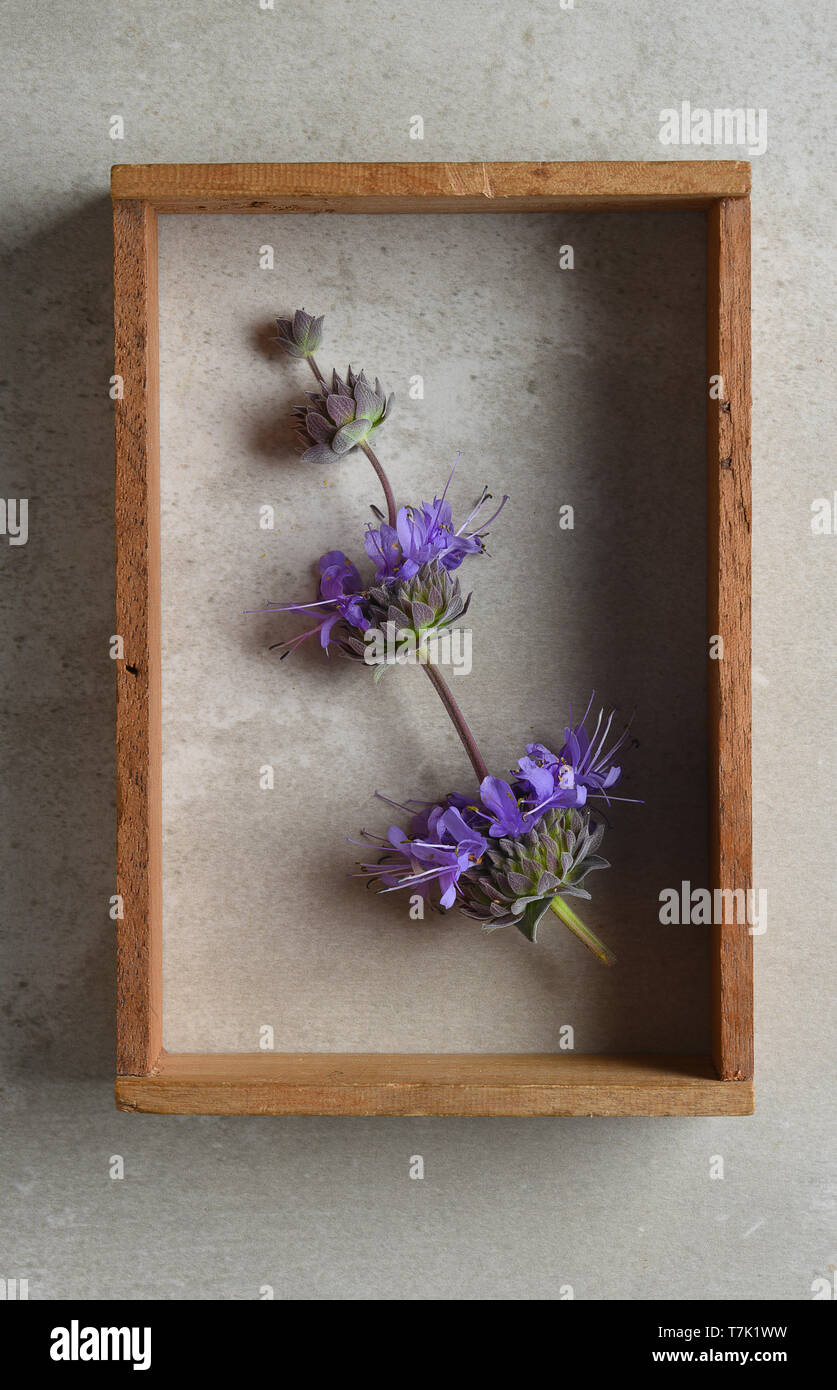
[{"xmin": 548, "ymin": 896, "xmax": 616, "ymax": 966}]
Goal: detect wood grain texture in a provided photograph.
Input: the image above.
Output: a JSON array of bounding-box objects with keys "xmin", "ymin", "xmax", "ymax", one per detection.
[
  {"xmin": 706, "ymin": 198, "xmax": 753, "ymax": 1080},
  {"xmin": 111, "ymin": 164, "xmax": 754, "ymax": 1113},
  {"xmin": 110, "ymin": 161, "xmax": 751, "ymax": 213},
  {"xmin": 114, "ymin": 200, "xmax": 163, "ymax": 1074},
  {"xmin": 115, "ymin": 1053, "xmax": 754, "ymax": 1117}
]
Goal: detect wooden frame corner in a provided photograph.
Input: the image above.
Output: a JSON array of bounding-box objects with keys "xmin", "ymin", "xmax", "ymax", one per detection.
[{"xmin": 113, "ymin": 162, "xmax": 752, "ymax": 1116}]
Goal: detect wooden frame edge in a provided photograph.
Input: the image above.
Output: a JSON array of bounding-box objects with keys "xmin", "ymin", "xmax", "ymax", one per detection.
[
  {"xmin": 110, "ymin": 160, "xmax": 751, "ymax": 213},
  {"xmin": 706, "ymin": 197, "xmax": 754, "ymax": 1081},
  {"xmin": 114, "ymin": 199, "xmax": 163, "ymax": 1073},
  {"xmin": 115, "ymin": 1053, "xmax": 754, "ymax": 1117},
  {"xmin": 112, "ymin": 162, "xmax": 754, "ymax": 1114}
]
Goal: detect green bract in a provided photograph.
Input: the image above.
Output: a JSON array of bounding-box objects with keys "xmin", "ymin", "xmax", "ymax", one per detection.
[
  {"xmin": 372, "ymin": 560, "xmax": 469, "ymax": 643},
  {"xmin": 275, "ymin": 309, "xmax": 324, "ymax": 359},
  {"xmin": 339, "ymin": 560, "xmax": 470, "ymax": 678},
  {"xmin": 457, "ymin": 807, "xmax": 610, "ymax": 941},
  {"xmin": 293, "ymin": 366, "xmax": 394, "ymax": 465}
]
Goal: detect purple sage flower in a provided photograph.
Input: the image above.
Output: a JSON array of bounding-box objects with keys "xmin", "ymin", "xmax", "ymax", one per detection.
[
  {"xmin": 352, "ymin": 703, "xmax": 636, "ymax": 960},
  {"xmin": 513, "ymin": 748, "xmax": 587, "ymax": 817},
  {"xmin": 354, "ymin": 803, "xmax": 488, "ymax": 910},
  {"xmin": 364, "ymin": 464, "xmax": 508, "ymax": 581},
  {"xmin": 513, "ymin": 696, "xmax": 632, "ymax": 816},
  {"xmin": 249, "ymin": 549, "xmax": 371, "ymax": 658},
  {"xmin": 314, "ymin": 550, "xmax": 370, "ymax": 647},
  {"xmin": 558, "ymin": 697, "xmax": 632, "ymax": 795},
  {"xmin": 475, "ymin": 776, "xmax": 531, "ymax": 838}
]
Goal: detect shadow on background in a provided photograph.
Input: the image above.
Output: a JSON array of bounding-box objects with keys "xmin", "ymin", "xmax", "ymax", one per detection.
[
  {"xmin": 531, "ymin": 210, "xmax": 709, "ymax": 1050},
  {"xmin": 1, "ymin": 197, "xmax": 116, "ymax": 1080},
  {"xmin": 0, "ymin": 202, "xmax": 709, "ymax": 1076}
]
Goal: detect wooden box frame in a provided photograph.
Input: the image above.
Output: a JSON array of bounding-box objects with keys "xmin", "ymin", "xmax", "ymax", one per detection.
[{"xmin": 112, "ymin": 161, "xmax": 752, "ymax": 1116}]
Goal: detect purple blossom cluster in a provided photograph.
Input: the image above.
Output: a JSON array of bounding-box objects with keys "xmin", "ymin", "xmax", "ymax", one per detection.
[
  {"xmin": 364, "ymin": 480, "xmax": 506, "ymax": 582},
  {"xmin": 254, "ymin": 467, "xmax": 507, "ymax": 657},
  {"xmin": 355, "ymin": 698, "xmax": 632, "ymax": 910}
]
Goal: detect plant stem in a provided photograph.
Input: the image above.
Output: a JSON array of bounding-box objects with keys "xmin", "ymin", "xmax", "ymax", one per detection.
[
  {"xmin": 301, "ymin": 351, "xmax": 483, "ymax": 781},
  {"xmin": 421, "ymin": 662, "xmax": 488, "ymax": 784},
  {"xmin": 305, "ymin": 354, "xmax": 327, "ymax": 388},
  {"xmin": 548, "ymin": 896, "xmax": 616, "ymax": 966},
  {"xmin": 359, "ymin": 441, "xmax": 397, "ymax": 530},
  {"xmin": 305, "ymin": 354, "xmax": 397, "ymax": 528}
]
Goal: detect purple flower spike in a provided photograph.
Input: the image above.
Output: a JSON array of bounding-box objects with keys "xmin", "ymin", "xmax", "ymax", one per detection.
[
  {"xmin": 250, "ymin": 549, "xmax": 371, "ymax": 658},
  {"xmin": 513, "ymin": 697, "xmax": 633, "ymax": 817},
  {"xmin": 558, "ymin": 697, "xmax": 632, "ymax": 796},
  {"xmin": 514, "ymin": 746, "xmax": 587, "ymax": 817},
  {"xmin": 363, "ymin": 521, "xmax": 403, "ymax": 578},
  {"xmin": 477, "ymin": 776, "xmax": 530, "ymax": 838},
  {"xmin": 307, "ymin": 550, "xmax": 367, "ymax": 648},
  {"xmin": 354, "ymin": 806, "xmax": 488, "ymax": 910},
  {"xmin": 364, "ymin": 461, "xmax": 508, "ymax": 582}
]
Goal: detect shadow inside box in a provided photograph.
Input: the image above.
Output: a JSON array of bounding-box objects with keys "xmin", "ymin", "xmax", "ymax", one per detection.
[{"xmin": 158, "ymin": 207, "xmax": 710, "ymax": 1058}]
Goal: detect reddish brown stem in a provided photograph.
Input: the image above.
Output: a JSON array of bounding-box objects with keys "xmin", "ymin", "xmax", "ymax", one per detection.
[{"xmin": 422, "ymin": 663, "xmax": 488, "ymax": 783}]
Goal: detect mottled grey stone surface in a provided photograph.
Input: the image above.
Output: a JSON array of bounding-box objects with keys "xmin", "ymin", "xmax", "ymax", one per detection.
[
  {"xmin": 1, "ymin": 0, "xmax": 834, "ymax": 1302},
  {"xmin": 158, "ymin": 209, "xmax": 707, "ymax": 1055}
]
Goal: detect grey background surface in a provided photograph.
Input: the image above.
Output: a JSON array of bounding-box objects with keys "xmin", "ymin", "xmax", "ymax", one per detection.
[
  {"xmin": 1, "ymin": 0, "xmax": 834, "ymax": 1301},
  {"xmin": 158, "ymin": 209, "xmax": 708, "ymax": 1055}
]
